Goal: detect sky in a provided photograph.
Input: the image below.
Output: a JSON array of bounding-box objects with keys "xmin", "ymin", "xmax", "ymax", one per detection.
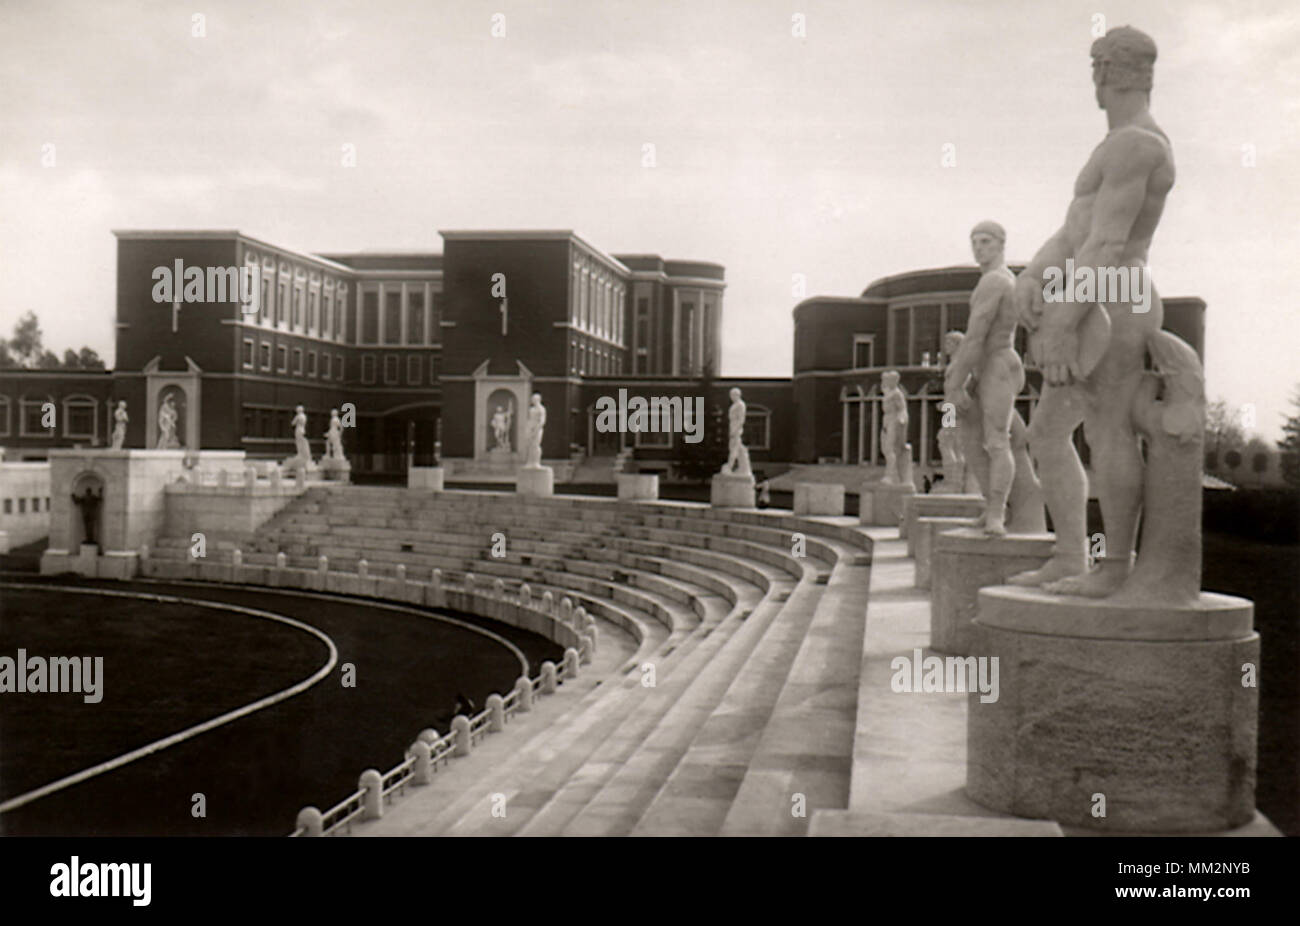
[{"xmin": 1, "ymin": 0, "xmax": 1297, "ymax": 438}]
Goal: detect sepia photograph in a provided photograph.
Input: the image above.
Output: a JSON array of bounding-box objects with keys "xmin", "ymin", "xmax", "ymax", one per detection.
[{"xmin": 0, "ymin": 0, "xmax": 1295, "ymax": 907}]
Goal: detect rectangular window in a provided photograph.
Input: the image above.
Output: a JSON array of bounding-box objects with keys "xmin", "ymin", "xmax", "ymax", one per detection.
[
  {"xmin": 0, "ymin": 399, "xmax": 9, "ymax": 436},
  {"xmin": 277, "ymin": 345, "xmax": 288, "ymax": 373},
  {"xmin": 743, "ymin": 412, "xmax": 771, "ymax": 450},
  {"xmin": 18, "ymin": 498, "xmax": 26, "ymax": 514},
  {"xmin": 292, "ymin": 348, "xmax": 303, "ymax": 375},
  {"xmin": 429, "ymin": 291, "xmax": 442, "ymax": 340},
  {"xmin": 292, "ymin": 288, "xmax": 304, "ymax": 329},
  {"xmin": 383, "ymin": 290, "xmax": 402, "ymax": 344},
  {"xmin": 361, "ymin": 355, "xmax": 376, "ymax": 384},
  {"xmin": 65, "ymin": 402, "xmax": 95, "ymax": 439},
  {"xmin": 261, "ymin": 276, "xmax": 272, "ymax": 324},
  {"xmin": 912, "ymin": 304, "xmax": 941, "ymax": 366},
  {"xmin": 336, "ymin": 291, "xmax": 347, "ymax": 341},
  {"xmin": 2, "ymin": 500, "xmax": 10, "ymax": 514},
  {"xmin": 242, "ymin": 338, "xmax": 255, "ymax": 369},
  {"xmin": 889, "ymin": 306, "xmax": 909, "ymax": 367},
  {"xmin": 322, "ymin": 291, "xmax": 333, "ymax": 338},
  {"xmin": 307, "ymin": 350, "xmax": 317, "ymax": 378},
  {"xmin": 335, "ymin": 354, "xmax": 345, "ymax": 381},
  {"xmin": 383, "ymin": 354, "xmax": 399, "ymax": 384},
  {"xmin": 362, "ymin": 290, "xmax": 379, "ymax": 343},
  {"xmin": 277, "ymin": 281, "xmax": 288, "ymax": 325},
  {"xmin": 852, "ymin": 335, "xmax": 874, "ymax": 370},
  {"xmin": 308, "ymin": 291, "xmax": 319, "ymax": 334},
  {"xmin": 428, "ymin": 355, "xmax": 438, "ymax": 384},
  {"xmin": 406, "ymin": 355, "xmax": 421, "ymax": 385},
  {"xmin": 407, "ymin": 290, "xmax": 425, "ymax": 344},
  {"xmin": 260, "ymin": 342, "xmax": 272, "ymax": 370},
  {"xmin": 21, "ymin": 401, "xmax": 51, "ymax": 437}
]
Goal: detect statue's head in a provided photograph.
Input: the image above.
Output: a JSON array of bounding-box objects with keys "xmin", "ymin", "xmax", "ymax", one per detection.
[
  {"xmin": 882, "ymin": 370, "xmax": 900, "ymax": 389},
  {"xmin": 943, "ymin": 330, "xmax": 964, "ymax": 357},
  {"xmin": 295, "ymin": 404, "xmax": 304, "ymax": 413},
  {"xmin": 531, "ymin": 392, "xmax": 542, "ymax": 406},
  {"xmin": 969, "ymin": 220, "xmax": 1006, "ymax": 267},
  {"xmin": 729, "ymin": 387, "xmax": 741, "ymax": 401},
  {"xmin": 1091, "ymin": 26, "xmax": 1157, "ymax": 105}
]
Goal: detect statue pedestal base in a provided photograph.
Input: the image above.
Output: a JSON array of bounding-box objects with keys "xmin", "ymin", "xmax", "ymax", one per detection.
[
  {"xmin": 930, "ymin": 529, "xmax": 1053, "ymax": 655},
  {"xmin": 901, "ymin": 492, "xmax": 983, "ymax": 550},
  {"xmin": 320, "ymin": 457, "xmax": 351, "ymax": 483},
  {"xmin": 408, "ymin": 466, "xmax": 445, "ymax": 491},
  {"xmin": 859, "ymin": 481, "xmax": 914, "ymax": 527},
  {"xmin": 516, "ymin": 466, "xmax": 554, "ymax": 497},
  {"xmin": 793, "ymin": 482, "xmax": 845, "ymax": 516},
  {"xmin": 711, "ymin": 473, "xmax": 755, "ymax": 508},
  {"xmin": 913, "ymin": 516, "xmax": 979, "ymax": 589},
  {"xmin": 967, "ymin": 585, "xmax": 1258, "ymax": 833},
  {"xmin": 617, "ymin": 473, "xmax": 659, "ymax": 501}
]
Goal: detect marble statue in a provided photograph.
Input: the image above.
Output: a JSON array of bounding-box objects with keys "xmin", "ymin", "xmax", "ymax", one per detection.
[
  {"xmin": 1008, "ymin": 25, "xmax": 1196, "ymax": 602},
  {"xmin": 523, "ymin": 393, "xmax": 546, "ymax": 468},
  {"xmin": 157, "ymin": 395, "xmax": 179, "ymax": 449},
  {"xmin": 879, "ymin": 371, "xmax": 908, "ymax": 485},
  {"xmin": 944, "ymin": 223, "xmax": 1044, "ymax": 534},
  {"xmin": 936, "ymin": 406, "xmax": 965, "ymax": 488},
  {"xmin": 291, "ymin": 405, "xmax": 312, "ymax": 465},
  {"xmin": 491, "ymin": 404, "xmax": 512, "ymax": 451},
  {"xmin": 325, "ymin": 409, "xmax": 345, "ymax": 460},
  {"xmin": 111, "ymin": 400, "xmax": 128, "ymax": 450},
  {"xmin": 719, "ymin": 387, "xmax": 752, "ymax": 477}
]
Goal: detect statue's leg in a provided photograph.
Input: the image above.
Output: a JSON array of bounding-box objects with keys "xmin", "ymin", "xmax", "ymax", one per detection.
[
  {"xmin": 979, "ymin": 373, "xmax": 1017, "ymax": 536},
  {"xmin": 1008, "ymin": 383, "xmax": 1088, "ymax": 586},
  {"xmin": 1006, "ymin": 411, "xmax": 1047, "ymax": 532}
]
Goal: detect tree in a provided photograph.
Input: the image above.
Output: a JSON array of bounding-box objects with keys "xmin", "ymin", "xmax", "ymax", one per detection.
[
  {"xmin": 4, "ymin": 311, "xmax": 44, "ymax": 368},
  {"xmin": 1278, "ymin": 385, "xmax": 1300, "ymax": 488},
  {"xmin": 0, "ymin": 311, "xmax": 105, "ymax": 370},
  {"xmin": 1205, "ymin": 399, "xmax": 1246, "ymax": 457}
]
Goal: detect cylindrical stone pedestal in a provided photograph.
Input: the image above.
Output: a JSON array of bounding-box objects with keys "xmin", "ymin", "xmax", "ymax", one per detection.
[
  {"xmin": 794, "ymin": 482, "xmax": 845, "ymax": 516},
  {"xmin": 913, "ymin": 516, "xmax": 978, "ymax": 589},
  {"xmin": 860, "ymin": 482, "xmax": 915, "ymax": 527},
  {"xmin": 711, "ymin": 473, "xmax": 755, "ymax": 508},
  {"xmin": 516, "ymin": 466, "xmax": 554, "ymax": 497},
  {"xmin": 902, "ymin": 493, "xmax": 984, "ymax": 554},
  {"xmin": 617, "ymin": 473, "xmax": 659, "ymax": 501},
  {"xmin": 930, "ymin": 529, "xmax": 1053, "ymax": 655},
  {"xmin": 966, "ymin": 585, "xmax": 1258, "ymax": 833}
]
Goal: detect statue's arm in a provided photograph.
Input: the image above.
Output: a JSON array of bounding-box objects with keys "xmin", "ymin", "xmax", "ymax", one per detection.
[
  {"xmin": 1015, "ymin": 228, "xmax": 1072, "ymax": 330},
  {"xmin": 1076, "ymin": 131, "xmax": 1164, "ymax": 284}
]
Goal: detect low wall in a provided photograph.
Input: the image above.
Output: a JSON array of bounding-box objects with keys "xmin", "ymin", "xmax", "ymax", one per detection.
[
  {"xmin": 0, "ymin": 461, "xmax": 52, "ymax": 551},
  {"xmin": 164, "ymin": 480, "xmax": 307, "ymax": 541}
]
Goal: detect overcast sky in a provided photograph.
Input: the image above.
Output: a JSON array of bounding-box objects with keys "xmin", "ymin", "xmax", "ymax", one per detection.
[{"xmin": 2, "ymin": 0, "xmax": 1297, "ymax": 437}]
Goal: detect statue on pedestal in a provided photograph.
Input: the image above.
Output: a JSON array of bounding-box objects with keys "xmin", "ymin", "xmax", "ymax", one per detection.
[
  {"xmin": 719, "ymin": 387, "xmax": 752, "ymax": 477},
  {"xmin": 325, "ymin": 409, "xmax": 346, "ymax": 461},
  {"xmin": 289, "ymin": 405, "xmax": 313, "ymax": 466},
  {"xmin": 491, "ymin": 405, "xmax": 513, "ymax": 452},
  {"xmin": 157, "ymin": 395, "xmax": 179, "ymax": 449},
  {"xmin": 111, "ymin": 400, "xmax": 128, "ymax": 450},
  {"xmin": 879, "ymin": 371, "xmax": 909, "ymax": 485},
  {"xmin": 1008, "ymin": 25, "xmax": 1196, "ymax": 603},
  {"xmin": 944, "ymin": 223, "xmax": 1044, "ymax": 534},
  {"xmin": 523, "ymin": 393, "xmax": 546, "ymax": 469},
  {"xmin": 72, "ymin": 486, "xmax": 103, "ymax": 546}
]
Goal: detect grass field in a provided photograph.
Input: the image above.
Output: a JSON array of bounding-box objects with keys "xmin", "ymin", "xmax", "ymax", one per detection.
[{"xmin": 0, "ymin": 579, "xmax": 564, "ymax": 836}]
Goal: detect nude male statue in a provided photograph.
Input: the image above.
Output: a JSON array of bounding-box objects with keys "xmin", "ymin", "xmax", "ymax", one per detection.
[
  {"xmin": 523, "ymin": 393, "xmax": 546, "ymax": 468},
  {"xmin": 720, "ymin": 387, "xmax": 752, "ymax": 477},
  {"xmin": 1010, "ymin": 26, "xmax": 1175, "ymax": 596},
  {"xmin": 879, "ymin": 371, "xmax": 908, "ymax": 485}
]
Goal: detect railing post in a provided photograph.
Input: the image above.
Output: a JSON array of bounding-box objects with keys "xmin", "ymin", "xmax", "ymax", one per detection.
[
  {"xmin": 276, "ymin": 551, "xmax": 287, "ymax": 570},
  {"xmin": 514, "ymin": 675, "xmax": 533, "ymax": 712},
  {"xmin": 542, "ymin": 591, "xmax": 554, "ymax": 615},
  {"xmin": 318, "ymin": 554, "xmax": 328, "ymax": 575},
  {"xmin": 396, "ymin": 563, "xmax": 407, "ymax": 584},
  {"xmin": 360, "ymin": 769, "xmax": 383, "ymax": 821},
  {"xmin": 418, "ymin": 728, "xmax": 439, "ymax": 746},
  {"xmin": 580, "ymin": 632, "xmax": 595, "ymax": 664},
  {"xmin": 540, "ymin": 660, "xmax": 557, "ymax": 694},
  {"xmin": 358, "ymin": 558, "xmax": 368, "ymax": 580},
  {"xmin": 231, "ymin": 548, "xmax": 242, "ymax": 570},
  {"xmin": 451, "ymin": 715, "xmax": 472, "ymax": 756},
  {"xmin": 487, "ymin": 693, "xmax": 505, "ymax": 731},
  {"xmin": 296, "ymin": 806, "xmax": 322, "ymax": 837},
  {"xmin": 564, "ymin": 647, "xmax": 580, "ymax": 679},
  {"xmin": 560, "ymin": 596, "xmax": 573, "ymax": 624},
  {"xmin": 431, "ymin": 568, "xmax": 443, "ymax": 606},
  {"xmin": 519, "ymin": 583, "xmax": 532, "ymax": 608},
  {"xmin": 573, "ymin": 605, "xmax": 586, "ymax": 629},
  {"xmin": 409, "ymin": 740, "xmax": 431, "ymax": 785},
  {"xmin": 494, "ymin": 578, "xmax": 505, "ymax": 599}
]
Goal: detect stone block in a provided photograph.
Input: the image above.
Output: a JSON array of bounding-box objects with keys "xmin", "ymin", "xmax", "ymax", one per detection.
[
  {"xmin": 860, "ymin": 481, "xmax": 915, "ymax": 527},
  {"xmin": 516, "ymin": 466, "xmax": 554, "ymax": 498},
  {"xmin": 913, "ymin": 516, "xmax": 979, "ymax": 589},
  {"xmin": 711, "ymin": 473, "xmax": 756, "ymax": 508},
  {"xmin": 616, "ymin": 473, "xmax": 659, "ymax": 501},
  {"xmin": 408, "ymin": 466, "xmax": 445, "ymax": 491},
  {"xmin": 793, "ymin": 482, "xmax": 845, "ymax": 516},
  {"xmin": 903, "ymin": 493, "xmax": 984, "ymax": 554}
]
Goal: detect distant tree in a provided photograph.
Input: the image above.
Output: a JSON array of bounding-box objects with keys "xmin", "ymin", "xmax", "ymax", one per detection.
[
  {"xmin": 1278, "ymin": 385, "xmax": 1300, "ymax": 488},
  {"xmin": 0, "ymin": 311, "xmax": 105, "ymax": 370}
]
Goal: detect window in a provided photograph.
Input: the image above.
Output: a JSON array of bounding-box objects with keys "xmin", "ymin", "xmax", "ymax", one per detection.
[
  {"xmin": 407, "ymin": 355, "xmax": 421, "ymax": 385},
  {"xmin": 407, "ymin": 290, "xmax": 425, "ymax": 344},
  {"xmin": 852, "ymin": 335, "xmax": 875, "ymax": 370},
  {"xmin": 361, "ymin": 355, "xmax": 376, "ymax": 384},
  {"xmin": 361, "ymin": 290, "xmax": 379, "ymax": 343},
  {"xmin": 307, "ymin": 350, "xmax": 317, "ymax": 378},
  {"xmin": 322, "ymin": 291, "xmax": 333, "ymax": 337},
  {"xmin": 383, "ymin": 290, "xmax": 402, "ymax": 344},
  {"xmin": 429, "ymin": 291, "xmax": 442, "ymax": 340},
  {"xmin": 743, "ymin": 406, "xmax": 772, "ymax": 451},
  {"xmin": 383, "ymin": 354, "xmax": 399, "ymax": 384},
  {"xmin": 18, "ymin": 499, "xmax": 26, "ymax": 514},
  {"xmin": 292, "ymin": 287, "xmax": 304, "ymax": 329},
  {"xmin": 260, "ymin": 342, "xmax": 272, "ymax": 370},
  {"xmin": 2, "ymin": 500, "xmax": 10, "ymax": 514},
  {"xmin": 261, "ymin": 275, "xmax": 272, "ymax": 323},
  {"xmin": 277, "ymin": 345, "xmax": 288, "ymax": 373},
  {"xmin": 292, "ymin": 348, "xmax": 303, "ymax": 375},
  {"xmin": 277, "ymin": 280, "xmax": 288, "ymax": 325},
  {"xmin": 63, "ymin": 396, "xmax": 97, "ymax": 440},
  {"xmin": 428, "ymin": 355, "xmax": 439, "ymax": 384},
  {"xmin": 0, "ymin": 396, "xmax": 9, "ymax": 436},
  {"xmin": 335, "ymin": 354, "xmax": 345, "ymax": 381},
  {"xmin": 336, "ymin": 291, "xmax": 348, "ymax": 341},
  {"xmin": 308, "ymin": 291, "xmax": 319, "ymax": 334},
  {"xmin": 20, "ymin": 398, "xmax": 52, "ymax": 437},
  {"xmin": 242, "ymin": 338, "xmax": 255, "ymax": 369}
]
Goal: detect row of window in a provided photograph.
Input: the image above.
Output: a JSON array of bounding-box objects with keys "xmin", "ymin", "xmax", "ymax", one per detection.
[
  {"xmin": 241, "ymin": 406, "xmax": 334, "ymax": 442},
  {"xmin": 571, "ymin": 259, "xmax": 626, "ymax": 346},
  {"xmin": 358, "ymin": 353, "xmax": 440, "ymax": 386},
  {"xmin": 570, "ymin": 339, "xmax": 624, "ymax": 377},
  {"xmin": 0, "ymin": 396, "xmax": 99, "ymax": 439},
  {"xmin": 357, "ymin": 284, "xmax": 442, "ymax": 346},
  {"xmin": 1, "ymin": 496, "xmax": 51, "ymax": 515},
  {"xmin": 242, "ymin": 250, "xmax": 350, "ymax": 343},
  {"xmin": 243, "ymin": 339, "xmax": 346, "ymax": 381}
]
